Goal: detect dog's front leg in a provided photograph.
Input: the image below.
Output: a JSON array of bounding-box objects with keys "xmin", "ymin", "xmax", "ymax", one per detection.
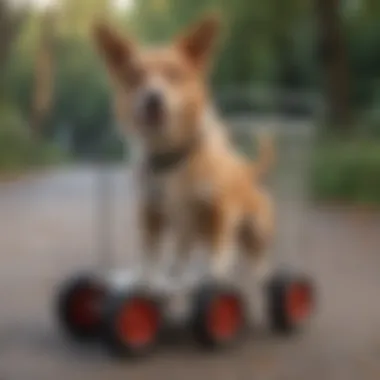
[
  {"xmin": 139, "ymin": 203, "xmax": 164, "ymax": 284},
  {"xmin": 165, "ymin": 217, "xmax": 195, "ymax": 285},
  {"xmin": 206, "ymin": 210, "xmax": 239, "ymax": 283}
]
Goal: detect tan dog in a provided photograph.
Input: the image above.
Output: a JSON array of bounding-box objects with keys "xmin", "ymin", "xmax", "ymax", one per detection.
[{"xmin": 94, "ymin": 14, "xmax": 275, "ymax": 286}]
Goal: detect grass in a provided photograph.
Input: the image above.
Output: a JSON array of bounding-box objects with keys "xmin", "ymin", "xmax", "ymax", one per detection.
[
  {"xmin": 311, "ymin": 138, "xmax": 380, "ymax": 206},
  {"xmin": 0, "ymin": 104, "xmax": 65, "ymax": 179},
  {"xmin": 235, "ymin": 130, "xmax": 380, "ymax": 207}
]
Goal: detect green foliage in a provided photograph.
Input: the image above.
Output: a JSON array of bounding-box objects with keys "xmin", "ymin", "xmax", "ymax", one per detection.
[
  {"xmin": 2, "ymin": 0, "xmax": 380, "ymax": 168},
  {"xmin": 59, "ymin": 0, "xmax": 110, "ymax": 36},
  {"xmin": 346, "ymin": 21, "xmax": 380, "ymax": 111},
  {"xmin": 129, "ymin": 0, "xmax": 314, "ymax": 87},
  {"xmin": 0, "ymin": 104, "xmax": 64, "ymax": 173},
  {"xmin": 52, "ymin": 37, "xmax": 113, "ymax": 156},
  {"xmin": 311, "ymin": 139, "xmax": 380, "ymax": 205}
]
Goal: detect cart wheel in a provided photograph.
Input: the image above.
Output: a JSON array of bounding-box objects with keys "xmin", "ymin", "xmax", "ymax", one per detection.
[
  {"xmin": 101, "ymin": 290, "xmax": 162, "ymax": 358},
  {"xmin": 267, "ymin": 272, "xmax": 315, "ymax": 334},
  {"xmin": 191, "ymin": 284, "xmax": 245, "ymax": 348},
  {"xmin": 56, "ymin": 273, "xmax": 106, "ymax": 340}
]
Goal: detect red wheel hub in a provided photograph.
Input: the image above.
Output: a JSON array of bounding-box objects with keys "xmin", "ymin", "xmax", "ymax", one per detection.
[
  {"xmin": 117, "ymin": 298, "xmax": 159, "ymax": 347},
  {"xmin": 207, "ymin": 294, "xmax": 242, "ymax": 341},
  {"xmin": 69, "ymin": 287, "xmax": 103, "ymax": 328},
  {"xmin": 286, "ymin": 282, "xmax": 313, "ymax": 323}
]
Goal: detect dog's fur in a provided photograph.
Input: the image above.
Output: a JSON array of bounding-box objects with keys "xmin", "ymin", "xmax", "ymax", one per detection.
[{"xmin": 94, "ymin": 14, "xmax": 275, "ymax": 283}]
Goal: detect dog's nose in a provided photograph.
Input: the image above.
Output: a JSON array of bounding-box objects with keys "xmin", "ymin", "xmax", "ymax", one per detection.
[
  {"xmin": 144, "ymin": 91, "xmax": 164, "ymax": 124},
  {"xmin": 146, "ymin": 91, "xmax": 162, "ymax": 111}
]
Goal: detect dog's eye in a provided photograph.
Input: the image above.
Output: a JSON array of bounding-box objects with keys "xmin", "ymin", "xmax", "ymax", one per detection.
[{"xmin": 164, "ymin": 65, "xmax": 184, "ymax": 83}]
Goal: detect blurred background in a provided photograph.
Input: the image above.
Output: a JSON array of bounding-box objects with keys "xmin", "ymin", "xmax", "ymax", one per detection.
[
  {"xmin": 1, "ymin": 0, "xmax": 380, "ymax": 202},
  {"xmin": 0, "ymin": 0, "xmax": 380, "ymax": 379}
]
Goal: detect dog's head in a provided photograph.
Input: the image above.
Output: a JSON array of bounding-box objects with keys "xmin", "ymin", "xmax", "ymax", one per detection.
[{"xmin": 94, "ymin": 13, "xmax": 221, "ymax": 151}]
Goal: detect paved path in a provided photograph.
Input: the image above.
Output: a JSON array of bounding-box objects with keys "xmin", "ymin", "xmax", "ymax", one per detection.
[{"xmin": 0, "ymin": 166, "xmax": 380, "ymax": 380}]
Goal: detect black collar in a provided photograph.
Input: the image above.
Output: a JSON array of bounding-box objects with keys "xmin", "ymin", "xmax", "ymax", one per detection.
[{"xmin": 146, "ymin": 137, "xmax": 200, "ymax": 174}]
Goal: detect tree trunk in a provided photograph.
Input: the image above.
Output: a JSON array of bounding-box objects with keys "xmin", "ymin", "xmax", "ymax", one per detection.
[
  {"xmin": 0, "ymin": 0, "xmax": 24, "ymax": 99},
  {"xmin": 30, "ymin": 11, "xmax": 56, "ymax": 137},
  {"xmin": 315, "ymin": 0, "xmax": 351, "ymax": 131},
  {"xmin": 272, "ymin": 0, "xmax": 300, "ymax": 116}
]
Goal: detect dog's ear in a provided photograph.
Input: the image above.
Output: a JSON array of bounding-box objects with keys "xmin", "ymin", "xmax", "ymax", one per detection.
[
  {"xmin": 176, "ymin": 12, "xmax": 221, "ymax": 71},
  {"xmin": 93, "ymin": 22, "xmax": 135, "ymax": 72}
]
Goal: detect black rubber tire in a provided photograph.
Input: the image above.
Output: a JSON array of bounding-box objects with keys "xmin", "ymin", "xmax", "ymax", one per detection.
[
  {"xmin": 191, "ymin": 283, "xmax": 245, "ymax": 349},
  {"xmin": 267, "ymin": 272, "xmax": 315, "ymax": 334},
  {"xmin": 56, "ymin": 273, "xmax": 107, "ymax": 341},
  {"xmin": 101, "ymin": 289, "xmax": 162, "ymax": 359}
]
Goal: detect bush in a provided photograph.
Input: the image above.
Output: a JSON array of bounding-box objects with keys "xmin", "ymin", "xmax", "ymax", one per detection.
[
  {"xmin": 311, "ymin": 139, "xmax": 380, "ymax": 205},
  {"xmin": 0, "ymin": 104, "xmax": 64, "ymax": 174}
]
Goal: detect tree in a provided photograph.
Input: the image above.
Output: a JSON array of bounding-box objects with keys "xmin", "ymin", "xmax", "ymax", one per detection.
[
  {"xmin": 0, "ymin": 0, "xmax": 25, "ymax": 98},
  {"xmin": 30, "ymin": 10, "xmax": 56, "ymax": 136},
  {"xmin": 57, "ymin": 0, "xmax": 112, "ymax": 39},
  {"xmin": 316, "ymin": 0, "xmax": 351, "ymax": 130}
]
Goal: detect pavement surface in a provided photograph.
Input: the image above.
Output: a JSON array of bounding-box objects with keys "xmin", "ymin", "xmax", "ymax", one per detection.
[{"xmin": 0, "ymin": 165, "xmax": 380, "ymax": 380}]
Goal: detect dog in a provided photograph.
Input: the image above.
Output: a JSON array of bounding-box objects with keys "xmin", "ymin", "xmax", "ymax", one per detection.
[{"xmin": 93, "ymin": 13, "xmax": 275, "ymax": 287}]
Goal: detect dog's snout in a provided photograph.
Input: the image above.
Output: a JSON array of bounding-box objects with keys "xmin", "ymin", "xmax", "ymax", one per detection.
[
  {"xmin": 136, "ymin": 89, "xmax": 167, "ymax": 128},
  {"xmin": 145, "ymin": 92, "xmax": 162, "ymax": 113},
  {"xmin": 141, "ymin": 91, "xmax": 165, "ymax": 126}
]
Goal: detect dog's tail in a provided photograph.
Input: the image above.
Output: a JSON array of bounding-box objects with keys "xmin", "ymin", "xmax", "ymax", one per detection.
[{"xmin": 250, "ymin": 131, "xmax": 275, "ymax": 179}]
